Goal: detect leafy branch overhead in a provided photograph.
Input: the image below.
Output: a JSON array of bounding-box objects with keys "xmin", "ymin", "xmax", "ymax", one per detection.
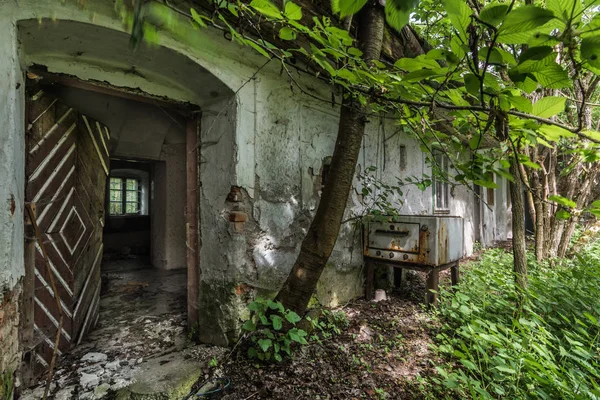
[{"xmin": 122, "ymin": 0, "xmax": 600, "ymax": 216}]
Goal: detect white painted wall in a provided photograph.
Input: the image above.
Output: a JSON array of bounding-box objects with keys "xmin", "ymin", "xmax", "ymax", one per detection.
[
  {"xmin": 0, "ymin": 10, "xmax": 26, "ymax": 376},
  {"xmin": 0, "ymin": 10, "xmax": 25, "ymax": 295}
]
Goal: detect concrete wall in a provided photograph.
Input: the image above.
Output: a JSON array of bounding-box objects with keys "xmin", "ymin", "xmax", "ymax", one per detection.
[
  {"xmin": 152, "ymin": 143, "xmax": 187, "ymax": 270},
  {"xmin": 0, "ymin": 0, "xmax": 512, "ymax": 356},
  {"xmin": 0, "ymin": 14, "xmax": 25, "ymax": 379}
]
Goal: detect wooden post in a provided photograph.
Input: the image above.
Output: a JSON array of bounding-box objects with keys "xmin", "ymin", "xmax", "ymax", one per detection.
[
  {"xmin": 394, "ymin": 268, "xmax": 406, "ymax": 288},
  {"xmin": 425, "ymin": 269, "xmax": 439, "ymax": 308},
  {"xmin": 450, "ymin": 262, "xmax": 460, "ymax": 286},
  {"xmin": 186, "ymin": 117, "xmax": 200, "ymax": 331}
]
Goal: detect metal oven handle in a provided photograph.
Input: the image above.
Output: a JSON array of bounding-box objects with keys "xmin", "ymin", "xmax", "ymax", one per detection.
[{"xmin": 375, "ymin": 229, "xmax": 410, "ymax": 237}]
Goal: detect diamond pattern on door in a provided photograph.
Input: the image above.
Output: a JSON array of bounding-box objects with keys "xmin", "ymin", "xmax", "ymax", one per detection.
[{"xmin": 26, "ymin": 89, "xmax": 109, "ymax": 374}]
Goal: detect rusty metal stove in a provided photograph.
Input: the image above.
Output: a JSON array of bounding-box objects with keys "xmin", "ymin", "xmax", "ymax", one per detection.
[{"xmin": 363, "ymin": 215, "xmax": 464, "ymax": 306}]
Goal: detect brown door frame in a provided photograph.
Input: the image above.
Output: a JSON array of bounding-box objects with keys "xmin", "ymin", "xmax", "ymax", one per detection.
[{"xmin": 186, "ymin": 117, "xmax": 200, "ymax": 330}]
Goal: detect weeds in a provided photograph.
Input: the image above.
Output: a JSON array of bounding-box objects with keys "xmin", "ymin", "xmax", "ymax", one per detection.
[{"xmin": 431, "ymin": 244, "xmax": 600, "ymax": 399}]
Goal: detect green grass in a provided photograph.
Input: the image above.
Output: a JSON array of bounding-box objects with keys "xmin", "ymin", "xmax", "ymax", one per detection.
[{"xmin": 429, "ymin": 242, "xmax": 600, "ymax": 399}]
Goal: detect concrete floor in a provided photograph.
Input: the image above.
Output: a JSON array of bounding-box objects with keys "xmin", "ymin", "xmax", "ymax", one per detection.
[{"xmin": 20, "ymin": 261, "xmax": 225, "ymax": 399}]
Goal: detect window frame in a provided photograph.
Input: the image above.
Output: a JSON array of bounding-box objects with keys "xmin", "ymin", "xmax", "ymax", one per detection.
[
  {"xmin": 433, "ymin": 153, "xmax": 451, "ymax": 214},
  {"xmin": 108, "ymin": 176, "xmax": 142, "ymax": 216}
]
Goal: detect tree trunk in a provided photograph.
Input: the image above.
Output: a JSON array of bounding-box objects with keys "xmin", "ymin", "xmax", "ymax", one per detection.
[
  {"xmin": 510, "ymin": 158, "xmax": 528, "ymax": 290},
  {"xmin": 275, "ymin": 4, "xmax": 385, "ymax": 315}
]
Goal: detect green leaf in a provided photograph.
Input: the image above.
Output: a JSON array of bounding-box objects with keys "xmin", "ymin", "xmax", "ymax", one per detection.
[
  {"xmin": 531, "ymin": 96, "xmax": 566, "ymax": 118},
  {"xmin": 519, "ymin": 46, "xmax": 554, "ymax": 63},
  {"xmin": 510, "ymin": 72, "xmax": 539, "ymax": 93},
  {"xmin": 531, "ymin": 63, "xmax": 570, "ymax": 89},
  {"xmin": 464, "ymin": 73, "xmax": 480, "ymax": 97},
  {"xmin": 347, "ymin": 47, "xmax": 363, "ymax": 57},
  {"xmin": 549, "ymin": 195, "xmax": 576, "ymax": 208},
  {"xmin": 508, "ymin": 95, "xmax": 532, "ymax": 113},
  {"xmin": 285, "ymin": 311, "xmax": 302, "ymax": 325},
  {"xmin": 242, "ymin": 319, "xmax": 256, "ymax": 332},
  {"xmin": 547, "ymin": 0, "xmax": 582, "ymax": 22},
  {"xmin": 460, "ymin": 359, "xmax": 477, "ymax": 370},
  {"xmin": 495, "ymin": 365, "xmax": 517, "ymax": 374},
  {"xmin": 259, "ymin": 314, "xmax": 269, "ymax": 325},
  {"xmin": 479, "ymin": 3, "xmax": 509, "ymax": 26},
  {"xmin": 403, "ymin": 69, "xmax": 444, "ymax": 82},
  {"xmin": 248, "ymin": 347, "xmax": 258, "ymax": 358},
  {"xmin": 555, "ymin": 209, "xmax": 571, "ymax": 220},
  {"xmin": 395, "ymin": 55, "xmax": 440, "ymax": 71},
  {"xmin": 279, "ymin": 27, "xmax": 296, "ymax": 40},
  {"xmin": 581, "ymin": 37, "xmax": 600, "ymax": 69},
  {"xmin": 385, "ymin": 0, "xmax": 419, "ymax": 32},
  {"xmin": 481, "ymin": 47, "xmax": 516, "ymax": 66},
  {"xmin": 244, "ymin": 39, "xmax": 271, "ymax": 59},
  {"xmin": 443, "ymin": 0, "xmax": 472, "ymax": 41},
  {"xmin": 190, "ymin": 8, "xmax": 207, "ymax": 28},
  {"xmin": 337, "ymin": 0, "xmax": 368, "ymax": 17},
  {"xmin": 249, "ymin": 0, "xmax": 283, "ymax": 19},
  {"xmin": 270, "ymin": 315, "xmax": 283, "ymax": 330},
  {"xmin": 258, "ymin": 338, "xmax": 272, "ymax": 352},
  {"xmin": 538, "ymin": 124, "xmax": 575, "ymax": 141},
  {"xmin": 497, "ymin": 6, "xmax": 556, "ymax": 44},
  {"xmin": 284, "ymin": 2, "xmax": 303, "ymax": 20}
]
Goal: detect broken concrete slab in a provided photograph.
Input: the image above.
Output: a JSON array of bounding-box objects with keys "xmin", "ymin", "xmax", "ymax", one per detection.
[
  {"xmin": 115, "ymin": 353, "xmax": 205, "ymax": 399},
  {"xmin": 81, "ymin": 352, "xmax": 108, "ymax": 364}
]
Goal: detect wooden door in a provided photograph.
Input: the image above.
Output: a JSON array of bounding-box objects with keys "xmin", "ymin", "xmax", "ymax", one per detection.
[{"xmin": 25, "ymin": 88, "xmax": 110, "ymax": 372}]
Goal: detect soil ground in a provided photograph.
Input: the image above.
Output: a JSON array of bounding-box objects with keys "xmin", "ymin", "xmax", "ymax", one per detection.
[{"xmin": 191, "ymin": 270, "xmax": 451, "ymax": 400}]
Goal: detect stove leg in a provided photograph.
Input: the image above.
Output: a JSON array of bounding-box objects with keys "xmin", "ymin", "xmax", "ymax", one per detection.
[
  {"xmin": 426, "ymin": 269, "xmax": 439, "ymax": 308},
  {"xmin": 365, "ymin": 260, "xmax": 374, "ymax": 300},
  {"xmin": 393, "ymin": 268, "xmax": 406, "ymax": 288},
  {"xmin": 451, "ymin": 262, "xmax": 460, "ymax": 286}
]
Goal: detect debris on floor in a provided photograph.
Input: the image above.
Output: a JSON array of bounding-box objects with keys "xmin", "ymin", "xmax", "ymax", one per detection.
[{"xmin": 19, "ymin": 265, "xmax": 226, "ymax": 400}]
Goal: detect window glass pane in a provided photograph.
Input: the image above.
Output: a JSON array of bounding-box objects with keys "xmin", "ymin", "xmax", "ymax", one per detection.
[
  {"xmin": 126, "ymin": 179, "xmax": 138, "ymax": 191},
  {"xmin": 110, "ymin": 190, "xmax": 122, "ymax": 202},
  {"xmin": 110, "ymin": 178, "xmax": 122, "ymax": 189},
  {"xmin": 126, "ymin": 191, "xmax": 137, "ymax": 202},
  {"xmin": 125, "ymin": 203, "xmax": 138, "ymax": 214},
  {"xmin": 110, "ymin": 203, "xmax": 122, "ymax": 215}
]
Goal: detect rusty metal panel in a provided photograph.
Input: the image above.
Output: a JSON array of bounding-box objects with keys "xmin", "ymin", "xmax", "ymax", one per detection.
[{"xmin": 364, "ymin": 215, "xmax": 463, "ymax": 266}]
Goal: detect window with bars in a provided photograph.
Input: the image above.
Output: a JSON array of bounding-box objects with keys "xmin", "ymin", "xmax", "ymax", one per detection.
[
  {"xmin": 434, "ymin": 153, "xmax": 450, "ymax": 212},
  {"xmin": 109, "ymin": 177, "xmax": 141, "ymax": 216}
]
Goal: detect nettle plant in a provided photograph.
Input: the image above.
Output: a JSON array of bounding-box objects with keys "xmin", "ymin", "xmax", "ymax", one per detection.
[
  {"xmin": 307, "ymin": 309, "xmax": 350, "ymax": 342},
  {"xmin": 241, "ymin": 297, "xmax": 308, "ymax": 362}
]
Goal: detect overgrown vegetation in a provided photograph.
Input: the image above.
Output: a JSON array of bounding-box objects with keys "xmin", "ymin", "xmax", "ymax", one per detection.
[
  {"xmin": 0, "ymin": 370, "xmax": 14, "ymax": 400},
  {"xmin": 242, "ymin": 298, "xmax": 307, "ymax": 362},
  {"xmin": 241, "ymin": 298, "xmax": 349, "ymax": 362},
  {"xmin": 431, "ymin": 243, "xmax": 600, "ymax": 399}
]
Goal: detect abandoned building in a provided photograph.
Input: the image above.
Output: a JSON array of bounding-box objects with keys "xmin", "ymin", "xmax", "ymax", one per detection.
[{"xmin": 0, "ymin": 0, "xmax": 512, "ymax": 394}]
